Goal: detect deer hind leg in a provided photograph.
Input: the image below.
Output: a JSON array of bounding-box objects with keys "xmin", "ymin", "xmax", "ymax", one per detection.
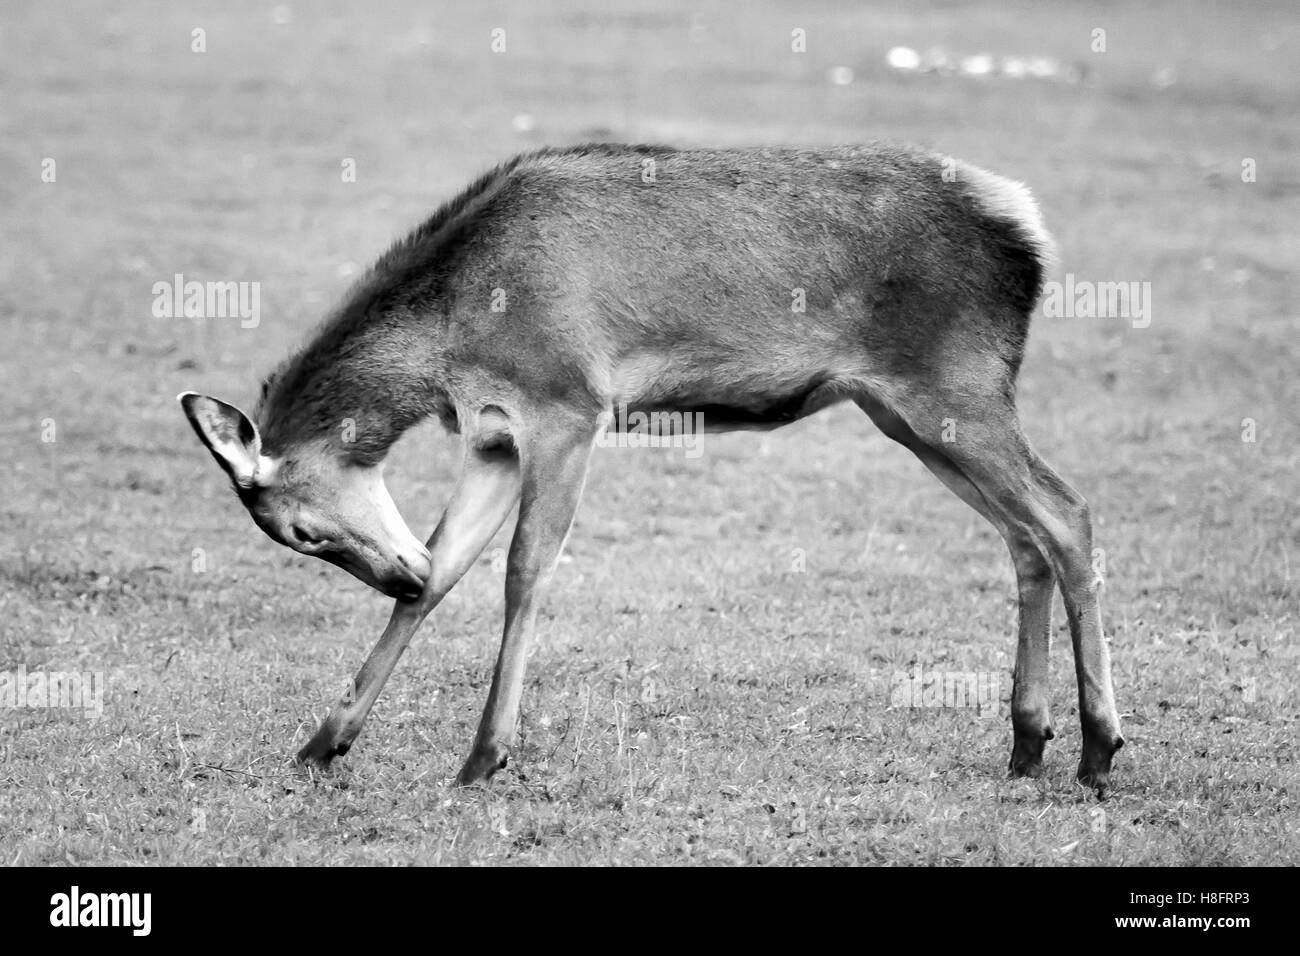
[
  {"xmin": 863, "ymin": 384, "xmax": 1123, "ymax": 795},
  {"xmin": 455, "ymin": 410, "xmax": 601, "ymax": 787},
  {"xmin": 296, "ymin": 446, "xmax": 522, "ymax": 769},
  {"xmin": 855, "ymin": 394, "xmax": 1056, "ymax": 778}
]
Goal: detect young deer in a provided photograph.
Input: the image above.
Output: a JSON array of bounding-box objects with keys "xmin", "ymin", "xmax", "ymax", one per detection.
[{"xmin": 180, "ymin": 143, "xmax": 1123, "ymax": 793}]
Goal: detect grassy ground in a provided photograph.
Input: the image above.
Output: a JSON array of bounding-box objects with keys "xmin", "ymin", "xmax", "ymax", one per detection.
[{"xmin": 1, "ymin": 0, "xmax": 1296, "ymax": 865}]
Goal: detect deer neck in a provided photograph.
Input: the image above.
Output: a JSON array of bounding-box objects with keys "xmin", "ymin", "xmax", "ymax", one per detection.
[{"xmin": 256, "ymin": 309, "xmax": 450, "ymax": 466}]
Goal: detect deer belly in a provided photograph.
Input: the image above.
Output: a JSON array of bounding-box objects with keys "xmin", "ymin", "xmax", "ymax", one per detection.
[{"xmin": 607, "ymin": 352, "xmax": 846, "ymax": 433}]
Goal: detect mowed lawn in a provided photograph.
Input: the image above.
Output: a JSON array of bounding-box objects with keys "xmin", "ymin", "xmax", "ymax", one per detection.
[{"xmin": 1, "ymin": 0, "xmax": 1296, "ymax": 865}]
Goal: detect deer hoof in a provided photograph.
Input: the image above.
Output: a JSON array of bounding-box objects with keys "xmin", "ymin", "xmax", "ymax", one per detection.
[
  {"xmin": 1009, "ymin": 726, "xmax": 1053, "ymax": 779},
  {"xmin": 454, "ymin": 745, "xmax": 508, "ymax": 788},
  {"xmin": 1077, "ymin": 734, "xmax": 1124, "ymax": 799},
  {"xmin": 296, "ymin": 732, "xmax": 348, "ymax": 770}
]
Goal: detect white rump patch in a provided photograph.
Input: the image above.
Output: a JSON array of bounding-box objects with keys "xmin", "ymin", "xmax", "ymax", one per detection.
[{"xmin": 954, "ymin": 159, "xmax": 1058, "ymax": 268}]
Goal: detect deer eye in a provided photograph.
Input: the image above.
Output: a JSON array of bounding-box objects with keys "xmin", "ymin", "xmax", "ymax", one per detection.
[{"xmin": 288, "ymin": 524, "xmax": 328, "ymax": 548}]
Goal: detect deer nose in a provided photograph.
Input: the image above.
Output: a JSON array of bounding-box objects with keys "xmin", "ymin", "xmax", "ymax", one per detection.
[
  {"xmin": 384, "ymin": 559, "xmax": 427, "ymax": 603},
  {"xmin": 397, "ymin": 548, "xmax": 431, "ymax": 582},
  {"xmin": 389, "ymin": 576, "xmax": 424, "ymax": 601}
]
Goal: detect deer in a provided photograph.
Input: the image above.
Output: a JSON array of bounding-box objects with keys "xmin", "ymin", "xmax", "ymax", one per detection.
[{"xmin": 179, "ymin": 143, "xmax": 1123, "ymax": 794}]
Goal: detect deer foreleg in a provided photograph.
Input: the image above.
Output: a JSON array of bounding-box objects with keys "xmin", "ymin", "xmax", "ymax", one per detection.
[
  {"xmin": 455, "ymin": 419, "xmax": 599, "ymax": 786},
  {"xmin": 296, "ymin": 446, "xmax": 521, "ymax": 768}
]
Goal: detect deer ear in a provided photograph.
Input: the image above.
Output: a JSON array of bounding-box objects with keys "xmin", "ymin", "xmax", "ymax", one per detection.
[{"xmin": 178, "ymin": 392, "xmax": 262, "ymax": 488}]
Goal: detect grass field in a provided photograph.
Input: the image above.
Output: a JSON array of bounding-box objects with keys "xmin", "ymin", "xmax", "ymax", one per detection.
[{"xmin": 1, "ymin": 0, "xmax": 1297, "ymax": 865}]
